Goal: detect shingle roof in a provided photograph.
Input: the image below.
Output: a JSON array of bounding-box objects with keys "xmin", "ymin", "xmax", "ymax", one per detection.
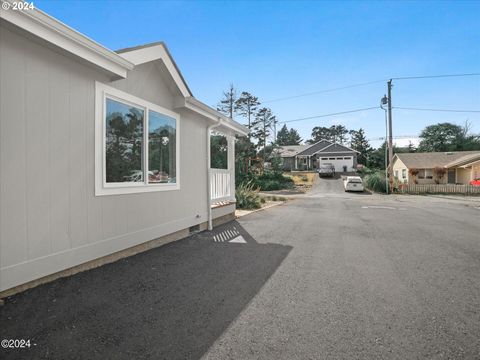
[
  {"xmin": 395, "ymin": 151, "xmax": 480, "ymax": 169},
  {"xmin": 277, "ymin": 145, "xmax": 309, "ymax": 158},
  {"xmin": 445, "ymin": 153, "xmax": 480, "ymax": 168},
  {"xmin": 296, "ymin": 140, "xmax": 332, "ymax": 156}
]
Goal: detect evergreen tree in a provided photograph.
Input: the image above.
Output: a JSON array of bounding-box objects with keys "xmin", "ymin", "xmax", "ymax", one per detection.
[
  {"xmin": 277, "ymin": 124, "xmax": 302, "ymax": 145},
  {"xmin": 309, "ymin": 125, "xmax": 348, "ymax": 144},
  {"xmin": 217, "ymin": 83, "xmax": 237, "ymax": 119},
  {"xmin": 309, "ymin": 126, "xmax": 333, "ymax": 143},
  {"xmin": 288, "ymin": 128, "xmax": 302, "ymax": 145},
  {"xmin": 235, "ymin": 92, "xmax": 260, "ymax": 134},
  {"xmin": 349, "ymin": 128, "xmax": 372, "ymax": 165},
  {"xmin": 252, "ymin": 107, "xmax": 275, "ymax": 165}
]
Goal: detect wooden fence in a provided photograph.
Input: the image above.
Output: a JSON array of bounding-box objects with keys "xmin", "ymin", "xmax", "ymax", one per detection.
[{"xmin": 398, "ymin": 184, "xmax": 480, "ymax": 195}]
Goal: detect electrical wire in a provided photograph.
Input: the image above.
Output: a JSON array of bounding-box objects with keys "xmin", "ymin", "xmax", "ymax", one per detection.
[
  {"xmin": 259, "ymin": 73, "xmax": 479, "ymax": 104},
  {"xmin": 394, "ymin": 106, "xmax": 480, "ymax": 113},
  {"xmin": 392, "ymin": 73, "xmax": 480, "ymax": 81},
  {"xmin": 279, "ymin": 106, "xmax": 379, "ymax": 124},
  {"xmin": 261, "ymin": 80, "xmax": 385, "ymax": 104}
]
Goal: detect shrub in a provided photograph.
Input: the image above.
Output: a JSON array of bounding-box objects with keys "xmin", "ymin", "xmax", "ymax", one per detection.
[
  {"xmin": 235, "ymin": 181, "xmax": 262, "ymax": 209},
  {"xmin": 259, "ymin": 171, "xmax": 293, "ymax": 190},
  {"xmin": 364, "ymin": 171, "xmax": 387, "ymax": 193}
]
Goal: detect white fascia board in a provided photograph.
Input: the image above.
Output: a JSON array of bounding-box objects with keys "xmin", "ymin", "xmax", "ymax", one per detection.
[
  {"xmin": 0, "ymin": 0, "xmax": 134, "ymax": 78},
  {"xmin": 118, "ymin": 44, "xmax": 191, "ymax": 97},
  {"xmin": 179, "ymin": 97, "xmax": 249, "ymax": 136}
]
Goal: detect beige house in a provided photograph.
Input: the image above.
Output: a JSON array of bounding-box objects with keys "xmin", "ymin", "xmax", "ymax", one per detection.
[{"xmin": 392, "ymin": 151, "xmax": 480, "ymax": 185}]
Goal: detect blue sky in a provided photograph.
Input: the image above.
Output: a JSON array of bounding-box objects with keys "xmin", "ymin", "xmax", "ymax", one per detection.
[{"xmin": 36, "ymin": 0, "xmax": 480, "ymax": 147}]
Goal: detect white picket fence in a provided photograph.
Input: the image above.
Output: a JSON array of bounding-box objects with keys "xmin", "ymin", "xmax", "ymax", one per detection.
[{"xmin": 399, "ymin": 184, "xmax": 480, "ymax": 195}]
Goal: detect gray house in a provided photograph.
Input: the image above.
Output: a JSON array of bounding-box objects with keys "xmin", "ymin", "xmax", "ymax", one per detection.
[
  {"xmin": 0, "ymin": 3, "xmax": 247, "ymax": 296},
  {"xmin": 279, "ymin": 139, "xmax": 358, "ymax": 172}
]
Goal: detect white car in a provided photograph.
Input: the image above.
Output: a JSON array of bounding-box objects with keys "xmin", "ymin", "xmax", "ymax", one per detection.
[{"xmin": 344, "ymin": 176, "xmax": 364, "ymax": 192}]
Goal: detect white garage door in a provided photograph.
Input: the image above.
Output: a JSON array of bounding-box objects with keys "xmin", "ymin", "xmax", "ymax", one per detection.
[{"xmin": 319, "ymin": 156, "xmax": 354, "ymax": 172}]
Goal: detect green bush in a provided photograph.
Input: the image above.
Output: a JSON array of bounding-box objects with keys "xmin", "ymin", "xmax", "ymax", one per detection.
[
  {"xmin": 235, "ymin": 181, "xmax": 262, "ymax": 209},
  {"xmin": 254, "ymin": 171, "xmax": 293, "ymax": 191},
  {"xmin": 364, "ymin": 171, "xmax": 387, "ymax": 193}
]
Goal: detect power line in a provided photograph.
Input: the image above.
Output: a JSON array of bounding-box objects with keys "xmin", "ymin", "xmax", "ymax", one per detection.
[
  {"xmin": 394, "ymin": 106, "xmax": 480, "ymax": 113},
  {"xmin": 279, "ymin": 106, "xmax": 379, "ymax": 124},
  {"xmin": 392, "ymin": 73, "xmax": 480, "ymax": 81},
  {"xmin": 262, "ymin": 80, "xmax": 385, "ymax": 104},
  {"xmin": 259, "ymin": 73, "xmax": 479, "ymax": 105}
]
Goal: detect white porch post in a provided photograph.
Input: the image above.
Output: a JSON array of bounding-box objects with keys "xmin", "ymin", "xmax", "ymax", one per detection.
[
  {"xmin": 228, "ymin": 135, "xmax": 235, "ymax": 201},
  {"xmin": 295, "ymin": 156, "xmax": 298, "ymax": 170}
]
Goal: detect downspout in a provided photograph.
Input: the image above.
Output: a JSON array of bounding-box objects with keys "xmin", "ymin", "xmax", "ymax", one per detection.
[{"xmin": 207, "ymin": 117, "xmax": 222, "ymax": 230}]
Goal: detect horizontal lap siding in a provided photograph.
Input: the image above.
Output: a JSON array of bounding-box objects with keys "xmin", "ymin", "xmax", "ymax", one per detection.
[{"xmin": 0, "ymin": 26, "xmax": 209, "ymax": 291}]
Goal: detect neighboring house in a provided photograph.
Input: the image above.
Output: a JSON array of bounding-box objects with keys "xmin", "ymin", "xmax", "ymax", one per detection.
[
  {"xmin": 392, "ymin": 151, "xmax": 480, "ymax": 185},
  {"xmin": 0, "ymin": 4, "xmax": 247, "ymax": 295},
  {"xmin": 278, "ymin": 139, "xmax": 358, "ymax": 172}
]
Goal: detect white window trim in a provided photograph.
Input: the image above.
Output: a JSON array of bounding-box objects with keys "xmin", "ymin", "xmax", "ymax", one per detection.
[{"xmin": 95, "ymin": 81, "xmax": 180, "ymax": 196}]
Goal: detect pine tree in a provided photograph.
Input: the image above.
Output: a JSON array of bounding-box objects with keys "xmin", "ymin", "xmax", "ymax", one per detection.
[
  {"xmin": 277, "ymin": 125, "xmax": 302, "ymax": 145},
  {"xmin": 349, "ymin": 128, "xmax": 372, "ymax": 165},
  {"xmin": 252, "ymin": 107, "xmax": 275, "ymax": 166},
  {"xmin": 235, "ymin": 92, "xmax": 260, "ymax": 134},
  {"xmin": 217, "ymin": 83, "xmax": 237, "ymax": 119},
  {"xmin": 288, "ymin": 128, "xmax": 302, "ymax": 145}
]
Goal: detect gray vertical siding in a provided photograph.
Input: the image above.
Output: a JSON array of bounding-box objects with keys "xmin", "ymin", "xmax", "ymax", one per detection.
[{"xmin": 0, "ymin": 25, "xmax": 211, "ymax": 291}]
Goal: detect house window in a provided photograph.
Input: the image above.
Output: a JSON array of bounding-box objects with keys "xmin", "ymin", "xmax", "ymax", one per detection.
[
  {"xmin": 303, "ymin": 158, "xmax": 307, "ymax": 164},
  {"xmin": 402, "ymin": 169, "xmax": 406, "ymax": 179},
  {"xmin": 210, "ymin": 132, "xmax": 228, "ymax": 169},
  {"xmin": 418, "ymin": 169, "xmax": 433, "ymax": 179},
  {"xmin": 95, "ymin": 82, "xmax": 180, "ymax": 195},
  {"xmin": 394, "ymin": 170, "xmax": 399, "ymax": 178}
]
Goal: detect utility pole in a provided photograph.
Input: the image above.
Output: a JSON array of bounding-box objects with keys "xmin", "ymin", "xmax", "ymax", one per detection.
[{"xmin": 387, "ymin": 79, "xmax": 394, "ymax": 193}]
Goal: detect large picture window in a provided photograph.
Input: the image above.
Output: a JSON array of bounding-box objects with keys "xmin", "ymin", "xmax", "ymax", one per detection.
[{"xmin": 95, "ymin": 82, "xmax": 180, "ymax": 195}]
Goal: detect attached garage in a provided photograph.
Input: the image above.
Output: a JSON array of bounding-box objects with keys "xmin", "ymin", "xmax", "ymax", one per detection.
[{"xmin": 318, "ymin": 156, "xmax": 354, "ymax": 172}]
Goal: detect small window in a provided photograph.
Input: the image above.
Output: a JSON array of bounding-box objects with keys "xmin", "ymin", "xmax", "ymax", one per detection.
[
  {"xmin": 425, "ymin": 169, "xmax": 433, "ymax": 179},
  {"xmin": 329, "ymin": 157, "xmax": 335, "ymax": 160},
  {"xmin": 344, "ymin": 157, "xmax": 351, "ymax": 160},
  {"xmin": 418, "ymin": 169, "xmax": 425, "ymax": 179},
  {"xmin": 303, "ymin": 158, "xmax": 307, "ymax": 164},
  {"xmin": 336, "ymin": 157, "xmax": 343, "ymax": 160},
  {"xmin": 402, "ymin": 169, "xmax": 406, "ymax": 179},
  {"xmin": 321, "ymin": 157, "xmax": 328, "ymax": 160},
  {"xmin": 394, "ymin": 170, "xmax": 399, "ymax": 178},
  {"xmin": 148, "ymin": 110, "xmax": 176, "ymax": 183}
]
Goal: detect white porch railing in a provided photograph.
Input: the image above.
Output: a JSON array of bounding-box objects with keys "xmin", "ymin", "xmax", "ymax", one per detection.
[{"xmin": 211, "ymin": 169, "xmax": 233, "ymax": 202}]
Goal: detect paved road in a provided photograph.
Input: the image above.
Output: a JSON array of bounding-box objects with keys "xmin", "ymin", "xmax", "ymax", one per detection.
[
  {"xmin": 202, "ymin": 194, "xmax": 480, "ymax": 359},
  {"xmin": 1, "ymin": 189, "xmax": 479, "ymax": 359}
]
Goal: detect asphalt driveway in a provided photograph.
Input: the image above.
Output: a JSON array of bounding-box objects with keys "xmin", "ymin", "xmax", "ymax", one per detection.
[{"xmin": 1, "ymin": 194, "xmax": 480, "ymax": 359}]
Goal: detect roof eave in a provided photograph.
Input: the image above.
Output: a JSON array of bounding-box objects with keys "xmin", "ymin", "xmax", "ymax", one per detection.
[
  {"xmin": 1, "ymin": 0, "xmax": 134, "ymax": 78},
  {"xmin": 116, "ymin": 42, "xmax": 192, "ymax": 97},
  {"xmin": 177, "ymin": 97, "xmax": 249, "ymax": 136}
]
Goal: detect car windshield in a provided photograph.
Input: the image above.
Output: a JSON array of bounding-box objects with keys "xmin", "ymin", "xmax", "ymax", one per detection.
[{"xmin": 348, "ymin": 179, "xmax": 362, "ymax": 183}]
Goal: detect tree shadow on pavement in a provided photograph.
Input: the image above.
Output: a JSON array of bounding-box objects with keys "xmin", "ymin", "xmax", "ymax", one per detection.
[{"xmin": 0, "ymin": 221, "xmax": 291, "ymax": 360}]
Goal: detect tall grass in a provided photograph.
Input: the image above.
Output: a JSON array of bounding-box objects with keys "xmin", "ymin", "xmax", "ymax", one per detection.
[
  {"xmin": 364, "ymin": 171, "xmax": 387, "ymax": 193},
  {"xmin": 235, "ymin": 181, "xmax": 262, "ymax": 209}
]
